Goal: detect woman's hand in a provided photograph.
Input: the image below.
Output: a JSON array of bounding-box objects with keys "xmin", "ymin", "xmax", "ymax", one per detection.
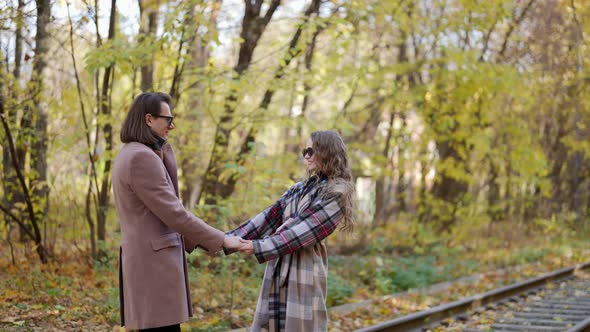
[
  {"xmin": 223, "ymin": 235, "xmax": 244, "ymax": 249},
  {"xmin": 238, "ymin": 239, "xmax": 254, "ymax": 255}
]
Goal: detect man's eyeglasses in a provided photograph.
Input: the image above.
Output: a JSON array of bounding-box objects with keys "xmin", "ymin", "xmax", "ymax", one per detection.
[
  {"xmin": 153, "ymin": 114, "xmax": 174, "ymax": 127},
  {"xmin": 302, "ymin": 147, "xmax": 314, "ymax": 158}
]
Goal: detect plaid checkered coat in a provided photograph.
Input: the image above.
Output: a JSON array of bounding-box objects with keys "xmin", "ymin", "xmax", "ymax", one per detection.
[{"xmin": 227, "ymin": 175, "xmax": 344, "ymax": 332}]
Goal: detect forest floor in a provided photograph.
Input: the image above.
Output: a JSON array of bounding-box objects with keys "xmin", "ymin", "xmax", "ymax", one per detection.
[{"xmin": 0, "ymin": 222, "xmax": 588, "ymax": 331}]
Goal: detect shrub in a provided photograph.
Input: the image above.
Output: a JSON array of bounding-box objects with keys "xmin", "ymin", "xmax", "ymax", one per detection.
[
  {"xmin": 327, "ymin": 274, "xmax": 355, "ymax": 306},
  {"xmin": 376, "ymin": 256, "xmax": 438, "ymax": 294}
]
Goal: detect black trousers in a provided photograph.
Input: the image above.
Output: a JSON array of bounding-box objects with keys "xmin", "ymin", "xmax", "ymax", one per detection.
[{"xmin": 138, "ymin": 324, "xmax": 181, "ymax": 332}]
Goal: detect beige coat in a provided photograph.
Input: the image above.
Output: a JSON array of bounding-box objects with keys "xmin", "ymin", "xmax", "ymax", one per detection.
[
  {"xmin": 226, "ymin": 175, "xmax": 343, "ymax": 331},
  {"xmin": 112, "ymin": 142, "xmax": 224, "ymax": 330}
]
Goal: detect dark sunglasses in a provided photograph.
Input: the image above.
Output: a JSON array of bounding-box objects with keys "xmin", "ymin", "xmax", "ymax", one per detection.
[
  {"xmin": 302, "ymin": 147, "xmax": 314, "ymax": 158},
  {"xmin": 153, "ymin": 114, "xmax": 174, "ymax": 127}
]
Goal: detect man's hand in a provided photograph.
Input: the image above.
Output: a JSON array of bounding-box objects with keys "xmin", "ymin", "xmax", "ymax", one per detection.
[
  {"xmin": 238, "ymin": 239, "xmax": 254, "ymax": 255},
  {"xmin": 223, "ymin": 235, "xmax": 244, "ymax": 249}
]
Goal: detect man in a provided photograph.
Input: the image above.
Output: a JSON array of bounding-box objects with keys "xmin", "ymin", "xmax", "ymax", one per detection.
[{"xmin": 112, "ymin": 92, "xmax": 243, "ymax": 331}]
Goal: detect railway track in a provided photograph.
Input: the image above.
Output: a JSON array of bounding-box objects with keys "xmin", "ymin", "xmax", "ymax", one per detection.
[{"xmin": 357, "ymin": 262, "xmax": 590, "ymax": 332}]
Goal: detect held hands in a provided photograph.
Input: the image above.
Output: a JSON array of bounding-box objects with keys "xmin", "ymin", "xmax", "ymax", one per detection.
[
  {"xmin": 238, "ymin": 238, "xmax": 254, "ymax": 255},
  {"xmin": 222, "ymin": 236, "xmax": 254, "ymax": 255},
  {"xmin": 222, "ymin": 235, "xmax": 244, "ymax": 249}
]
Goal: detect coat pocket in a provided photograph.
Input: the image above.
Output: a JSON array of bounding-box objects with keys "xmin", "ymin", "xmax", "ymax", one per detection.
[{"xmin": 150, "ymin": 233, "xmax": 181, "ymax": 251}]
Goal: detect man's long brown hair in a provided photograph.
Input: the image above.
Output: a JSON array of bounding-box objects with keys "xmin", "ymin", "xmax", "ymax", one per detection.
[
  {"xmin": 309, "ymin": 130, "xmax": 356, "ymax": 232},
  {"xmin": 120, "ymin": 92, "xmax": 171, "ymax": 144}
]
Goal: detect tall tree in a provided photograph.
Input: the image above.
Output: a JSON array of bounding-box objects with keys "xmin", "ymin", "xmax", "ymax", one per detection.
[
  {"xmin": 231, "ymin": 0, "xmax": 323, "ymax": 197},
  {"xmin": 198, "ymin": 0, "xmax": 334, "ymax": 205},
  {"xmin": 2, "ymin": 0, "xmax": 28, "ymax": 241},
  {"xmin": 66, "ymin": 0, "xmax": 100, "ymax": 259},
  {"xmin": 199, "ymin": 0, "xmax": 280, "ymax": 205},
  {"xmin": 29, "ymin": 0, "xmax": 52, "ymax": 237},
  {"xmin": 139, "ymin": 0, "xmax": 159, "ymax": 91},
  {"xmin": 96, "ymin": 0, "xmax": 117, "ymax": 245},
  {"xmin": 178, "ymin": 0, "xmax": 223, "ymax": 208},
  {"xmin": 0, "ymin": 72, "xmax": 49, "ymax": 263}
]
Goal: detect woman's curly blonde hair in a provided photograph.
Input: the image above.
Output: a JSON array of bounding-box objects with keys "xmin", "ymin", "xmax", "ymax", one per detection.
[{"xmin": 308, "ymin": 130, "xmax": 356, "ymax": 232}]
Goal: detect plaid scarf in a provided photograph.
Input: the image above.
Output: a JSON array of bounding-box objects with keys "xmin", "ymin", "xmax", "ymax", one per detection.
[{"xmin": 227, "ymin": 175, "xmax": 344, "ymax": 331}]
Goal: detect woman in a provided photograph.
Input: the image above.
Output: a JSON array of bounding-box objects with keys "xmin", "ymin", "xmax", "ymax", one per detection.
[
  {"xmin": 112, "ymin": 92, "xmax": 242, "ymax": 331},
  {"xmin": 227, "ymin": 130, "xmax": 356, "ymax": 331}
]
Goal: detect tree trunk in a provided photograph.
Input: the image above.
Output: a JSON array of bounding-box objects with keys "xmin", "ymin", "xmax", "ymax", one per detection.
[
  {"xmin": 375, "ymin": 26, "xmax": 412, "ymax": 222},
  {"xmin": 569, "ymin": 11, "xmax": 584, "ymax": 221},
  {"xmin": 0, "ymin": 85, "xmax": 48, "ymax": 263},
  {"xmin": 282, "ymin": 73, "xmax": 298, "ymax": 157},
  {"xmin": 30, "ymin": 0, "xmax": 52, "ymax": 239},
  {"xmin": 486, "ymin": 156, "xmax": 501, "ymax": 222},
  {"xmin": 375, "ymin": 111, "xmax": 395, "ymax": 223},
  {"xmin": 430, "ymin": 138, "xmax": 469, "ymax": 233},
  {"xmin": 394, "ymin": 113, "xmax": 408, "ymax": 215},
  {"xmin": 416, "ymin": 143, "xmax": 431, "ymax": 224},
  {"xmin": 231, "ymin": 0, "xmax": 323, "ymax": 195},
  {"xmin": 419, "ymin": 60, "xmax": 469, "ymax": 232},
  {"xmin": 547, "ymin": 113, "xmax": 567, "ymax": 213},
  {"xmin": 97, "ymin": 0, "xmax": 117, "ymax": 244},
  {"xmin": 179, "ymin": 0, "xmax": 222, "ymax": 208},
  {"xmin": 67, "ymin": 0, "xmax": 100, "ymax": 260},
  {"xmin": 570, "ymin": 0, "xmax": 586, "ymax": 228},
  {"xmin": 3, "ymin": 0, "xmax": 28, "ymax": 241},
  {"xmin": 138, "ymin": 0, "xmax": 159, "ymax": 92},
  {"xmin": 297, "ymin": 26, "xmax": 319, "ymax": 139},
  {"xmin": 86, "ymin": 178, "xmax": 97, "ymax": 260},
  {"xmin": 284, "ymin": 25, "xmax": 321, "ymax": 181},
  {"xmin": 199, "ymin": 0, "xmax": 282, "ymax": 205},
  {"xmin": 503, "ymin": 147, "xmax": 513, "ymax": 218},
  {"xmin": 13, "ymin": 0, "xmax": 24, "ymax": 81}
]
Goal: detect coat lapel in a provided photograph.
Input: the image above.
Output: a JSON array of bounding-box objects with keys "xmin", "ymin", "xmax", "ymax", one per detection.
[
  {"xmin": 150, "ymin": 144, "xmax": 178, "ymax": 198},
  {"xmin": 162, "ymin": 144, "xmax": 179, "ymax": 197}
]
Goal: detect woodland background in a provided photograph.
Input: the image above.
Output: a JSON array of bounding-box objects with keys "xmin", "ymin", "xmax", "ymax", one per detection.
[{"xmin": 0, "ymin": 0, "xmax": 589, "ymax": 331}]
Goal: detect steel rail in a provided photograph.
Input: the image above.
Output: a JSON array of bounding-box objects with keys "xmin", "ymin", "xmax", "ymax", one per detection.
[
  {"xmin": 566, "ymin": 316, "xmax": 590, "ymax": 332},
  {"xmin": 356, "ymin": 261, "xmax": 590, "ymax": 332}
]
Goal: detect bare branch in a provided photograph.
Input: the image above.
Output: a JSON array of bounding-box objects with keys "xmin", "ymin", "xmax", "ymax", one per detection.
[
  {"xmin": 0, "ymin": 203, "xmax": 36, "ymax": 240},
  {"xmin": 498, "ymin": 0, "xmax": 536, "ymax": 60}
]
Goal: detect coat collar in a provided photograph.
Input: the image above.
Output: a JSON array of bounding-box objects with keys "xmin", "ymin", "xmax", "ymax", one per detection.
[{"xmin": 146, "ymin": 135, "xmax": 166, "ymax": 152}]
